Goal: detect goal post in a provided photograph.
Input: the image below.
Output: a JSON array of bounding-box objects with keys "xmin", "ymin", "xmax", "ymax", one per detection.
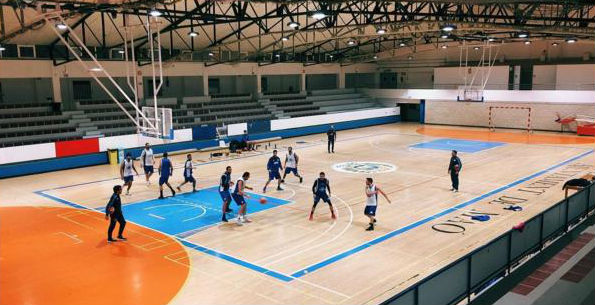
[{"xmin": 488, "ymin": 106, "xmax": 532, "ymax": 133}]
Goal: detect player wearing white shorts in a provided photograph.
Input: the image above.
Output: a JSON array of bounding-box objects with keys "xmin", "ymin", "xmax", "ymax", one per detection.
[
  {"xmin": 120, "ymin": 153, "xmax": 139, "ymax": 196},
  {"xmin": 364, "ymin": 178, "xmax": 391, "ymax": 231},
  {"xmin": 281, "ymin": 147, "xmax": 303, "ymax": 184}
]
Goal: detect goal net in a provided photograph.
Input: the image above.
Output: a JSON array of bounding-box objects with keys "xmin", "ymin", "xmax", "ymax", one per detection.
[
  {"xmin": 140, "ymin": 107, "xmax": 173, "ymax": 139},
  {"xmin": 488, "ymin": 106, "xmax": 532, "ymax": 132}
]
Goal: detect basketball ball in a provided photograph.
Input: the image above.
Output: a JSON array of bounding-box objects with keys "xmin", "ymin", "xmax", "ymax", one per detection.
[
  {"xmin": 454, "ymin": 164, "xmax": 460, "ymax": 173},
  {"xmin": 109, "ymin": 207, "xmax": 115, "ymax": 214},
  {"xmin": 259, "ymin": 197, "xmax": 267, "ymax": 204}
]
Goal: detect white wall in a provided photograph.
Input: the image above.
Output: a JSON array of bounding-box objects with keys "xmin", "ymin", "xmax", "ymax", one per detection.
[
  {"xmin": 0, "ymin": 143, "xmax": 56, "ymax": 164},
  {"xmin": 434, "ymin": 66, "xmax": 509, "ymax": 89},
  {"xmin": 424, "ymin": 100, "xmax": 595, "ymax": 131},
  {"xmin": 271, "ymin": 107, "xmax": 399, "ymax": 130},
  {"xmin": 533, "ymin": 65, "xmax": 557, "ymax": 90},
  {"xmin": 361, "ymin": 88, "xmax": 595, "ymax": 104},
  {"xmin": 98, "ymin": 128, "xmax": 193, "ymax": 151},
  {"xmin": 556, "ymin": 64, "xmax": 595, "ymax": 90}
]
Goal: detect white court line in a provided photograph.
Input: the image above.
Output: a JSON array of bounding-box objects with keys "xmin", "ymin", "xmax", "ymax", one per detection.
[
  {"xmin": 53, "ymin": 231, "xmax": 83, "ymax": 244},
  {"xmin": 148, "ymin": 213, "xmax": 165, "ymax": 220},
  {"xmin": 262, "ymin": 185, "xmax": 354, "ymax": 269}
]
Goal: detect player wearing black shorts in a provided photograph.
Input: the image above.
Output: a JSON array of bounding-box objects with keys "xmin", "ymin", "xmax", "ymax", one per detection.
[{"xmin": 176, "ymin": 154, "xmax": 196, "ymax": 192}]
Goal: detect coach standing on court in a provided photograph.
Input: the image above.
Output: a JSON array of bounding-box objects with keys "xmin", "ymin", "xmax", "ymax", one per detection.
[
  {"xmin": 448, "ymin": 150, "xmax": 462, "ymax": 193},
  {"xmin": 327, "ymin": 125, "xmax": 336, "ymax": 153},
  {"xmin": 105, "ymin": 185, "xmax": 126, "ymax": 243}
]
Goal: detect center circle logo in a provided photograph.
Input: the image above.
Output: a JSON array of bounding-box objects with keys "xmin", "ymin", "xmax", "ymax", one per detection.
[{"xmin": 332, "ymin": 161, "xmax": 397, "ymax": 174}]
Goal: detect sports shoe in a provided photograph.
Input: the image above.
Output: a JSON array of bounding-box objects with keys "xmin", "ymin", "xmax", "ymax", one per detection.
[
  {"xmin": 262, "ymin": 187, "xmax": 266, "ymax": 193},
  {"xmin": 373, "ymin": 219, "xmax": 377, "ymax": 223},
  {"xmin": 331, "ymin": 213, "xmax": 337, "ymax": 220},
  {"xmin": 172, "ymin": 191, "xmax": 176, "ymax": 197},
  {"xmin": 450, "ymin": 188, "xmax": 454, "ymax": 191},
  {"xmin": 108, "ymin": 238, "xmax": 117, "ymax": 243},
  {"xmin": 366, "ymin": 224, "xmax": 374, "ymax": 231},
  {"xmin": 221, "ymin": 216, "xmax": 228, "ymax": 222},
  {"xmin": 158, "ymin": 196, "xmax": 164, "ymax": 200},
  {"xmin": 277, "ymin": 186, "xmax": 284, "ymax": 191},
  {"xmin": 299, "ymin": 177, "xmax": 303, "ymax": 183},
  {"xmin": 454, "ymin": 189, "xmax": 459, "ymax": 193},
  {"xmin": 236, "ymin": 218, "xmax": 243, "ymax": 226},
  {"xmin": 117, "ymin": 236, "xmax": 127, "ymax": 241},
  {"xmin": 226, "ymin": 208, "xmax": 233, "ymax": 213},
  {"xmin": 280, "ymin": 179, "xmax": 285, "ymax": 183},
  {"xmin": 125, "ymin": 191, "xmax": 131, "ymax": 196},
  {"xmin": 309, "ymin": 214, "xmax": 313, "ymax": 221}
]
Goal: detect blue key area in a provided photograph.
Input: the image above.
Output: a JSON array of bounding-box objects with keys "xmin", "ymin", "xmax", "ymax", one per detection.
[
  {"xmin": 107, "ymin": 186, "xmax": 291, "ymax": 236},
  {"xmin": 410, "ymin": 138, "xmax": 505, "ymax": 153}
]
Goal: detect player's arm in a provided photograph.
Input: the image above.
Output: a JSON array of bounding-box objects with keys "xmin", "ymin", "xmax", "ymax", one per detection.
[
  {"xmin": 312, "ymin": 180, "xmax": 317, "ymax": 194},
  {"xmin": 140, "ymin": 151, "xmax": 145, "ymax": 167},
  {"xmin": 284, "ymin": 156, "xmax": 287, "ymax": 168},
  {"xmin": 105, "ymin": 195, "xmax": 115, "ymax": 219},
  {"xmin": 279, "ymin": 157, "xmax": 283, "ymax": 170},
  {"xmin": 458, "ymin": 157, "xmax": 462, "ymax": 171},
  {"xmin": 377, "ymin": 187, "xmax": 391, "ymax": 203},
  {"xmin": 326, "ymin": 180, "xmax": 331, "ymax": 197},
  {"xmin": 158, "ymin": 161, "xmax": 162, "ymax": 176},
  {"xmin": 170, "ymin": 162, "xmax": 174, "ymax": 176},
  {"xmin": 295, "ymin": 153, "xmax": 299, "ymax": 166},
  {"xmin": 132, "ymin": 161, "xmax": 139, "ymax": 175},
  {"xmin": 267, "ymin": 158, "xmax": 273, "ymax": 171},
  {"xmin": 119, "ymin": 162, "xmax": 125, "ymax": 179}
]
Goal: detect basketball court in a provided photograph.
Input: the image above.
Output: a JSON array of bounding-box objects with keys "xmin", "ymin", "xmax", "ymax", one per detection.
[{"xmin": 1, "ymin": 1, "xmax": 595, "ymax": 305}]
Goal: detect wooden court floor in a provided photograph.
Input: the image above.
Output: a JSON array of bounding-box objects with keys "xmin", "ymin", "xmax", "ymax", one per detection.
[{"xmin": 1, "ymin": 123, "xmax": 594, "ymax": 305}]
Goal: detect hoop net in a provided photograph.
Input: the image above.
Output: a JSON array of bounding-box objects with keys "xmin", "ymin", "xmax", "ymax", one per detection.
[
  {"xmin": 457, "ymin": 85, "xmax": 484, "ymax": 102},
  {"xmin": 488, "ymin": 106, "xmax": 532, "ymax": 133},
  {"xmin": 140, "ymin": 107, "xmax": 173, "ymax": 139}
]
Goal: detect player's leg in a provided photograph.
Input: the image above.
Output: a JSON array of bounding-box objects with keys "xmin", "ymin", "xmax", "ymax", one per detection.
[
  {"xmin": 221, "ymin": 199, "xmax": 229, "ymax": 222},
  {"xmin": 116, "ymin": 213, "xmax": 127, "ymax": 240},
  {"xmin": 331, "ymin": 140, "xmax": 335, "ymax": 153},
  {"xmin": 165, "ymin": 181, "xmax": 176, "ymax": 196},
  {"xmin": 326, "ymin": 198, "xmax": 336, "ymax": 219},
  {"xmin": 453, "ymin": 173, "xmax": 459, "ymax": 192},
  {"xmin": 327, "ymin": 140, "xmax": 331, "ymax": 153},
  {"xmin": 107, "ymin": 215, "xmax": 117, "ymax": 242},
  {"xmin": 176, "ymin": 180, "xmax": 187, "ymax": 192},
  {"xmin": 276, "ymin": 172, "xmax": 283, "ymax": 191},
  {"xmin": 281, "ymin": 168, "xmax": 289, "ymax": 182},
  {"xmin": 158, "ymin": 177, "xmax": 165, "ymax": 199},
  {"xmin": 294, "ymin": 168, "xmax": 303, "ymax": 183},
  {"xmin": 309, "ymin": 196, "xmax": 320, "ymax": 220},
  {"xmin": 263, "ymin": 176, "xmax": 272, "ymax": 193}
]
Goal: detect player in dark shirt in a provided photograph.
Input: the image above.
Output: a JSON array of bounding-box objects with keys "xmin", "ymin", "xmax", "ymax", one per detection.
[
  {"xmin": 448, "ymin": 150, "xmax": 462, "ymax": 192},
  {"xmin": 263, "ymin": 150, "xmax": 283, "ymax": 193},
  {"xmin": 220, "ymin": 166, "xmax": 234, "ymax": 222},
  {"xmin": 105, "ymin": 185, "xmax": 126, "ymax": 243},
  {"xmin": 327, "ymin": 125, "xmax": 336, "ymax": 153},
  {"xmin": 309, "ymin": 172, "xmax": 336, "ymax": 220}
]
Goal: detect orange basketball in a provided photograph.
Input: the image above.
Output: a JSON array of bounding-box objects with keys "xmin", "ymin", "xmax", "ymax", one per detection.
[
  {"xmin": 109, "ymin": 207, "xmax": 115, "ymax": 214},
  {"xmin": 259, "ymin": 197, "xmax": 267, "ymax": 204}
]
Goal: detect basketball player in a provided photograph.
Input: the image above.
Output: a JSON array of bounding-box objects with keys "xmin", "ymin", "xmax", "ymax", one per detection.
[
  {"xmin": 105, "ymin": 185, "xmax": 126, "ymax": 243},
  {"xmin": 263, "ymin": 150, "xmax": 283, "ymax": 193},
  {"xmin": 176, "ymin": 154, "xmax": 196, "ymax": 192},
  {"xmin": 281, "ymin": 146, "xmax": 303, "ymax": 184},
  {"xmin": 120, "ymin": 153, "xmax": 138, "ymax": 196},
  {"xmin": 158, "ymin": 152, "xmax": 176, "ymax": 199},
  {"xmin": 448, "ymin": 150, "xmax": 462, "ymax": 192},
  {"xmin": 232, "ymin": 172, "xmax": 253, "ymax": 225},
  {"xmin": 327, "ymin": 125, "xmax": 336, "ymax": 153},
  {"xmin": 220, "ymin": 166, "xmax": 234, "ymax": 222},
  {"xmin": 309, "ymin": 172, "xmax": 336, "ymax": 220},
  {"xmin": 140, "ymin": 143, "xmax": 155, "ymax": 185},
  {"xmin": 364, "ymin": 178, "xmax": 391, "ymax": 231}
]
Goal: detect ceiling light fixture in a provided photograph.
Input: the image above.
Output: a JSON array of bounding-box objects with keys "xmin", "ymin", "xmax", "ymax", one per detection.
[
  {"xmin": 287, "ymin": 21, "xmax": 300, "ymax": 29},
  {"xmin": 281, "ymin": 36, "xmax": 289, "ymax": 41},
  {"xmin": 524, "ymin": 40, "xmax": 531, "ymax": 45},
  {"xmin": 518, "ymin": 32, "xmax": 528, "ymax": 38},
  {"xmin": 311, "ymin": 12, "xmax": 326, "ymax": 20},
  {"xmin": 566, "ymin": 37, "xmax": 577, "ymax": 44},
  {"xmin": 376, "ymin": 28, "xmax": 386, "ymax": 35},
  {"xmin": 56, "ymin": 23, "xmax": 68, "ymax": 30},
  {"xmin": 149, "ymin": 8, "xmax": 162, "ymax": 17},
  {"xmin": 441, "ymin": 24, "xmax": 456, "ymax": 32},
  {"xmin": 188, "ymin": 31, "xmax": 198, "ymax": 37}
]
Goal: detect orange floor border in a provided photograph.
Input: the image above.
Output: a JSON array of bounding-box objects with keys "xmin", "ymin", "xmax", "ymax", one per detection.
[
  {"xmin": 417, "ymin": 126, "xmax": 595, "ymax": 145},
  {"xmin": 0, "ymin": 206, "xmax": 189, "ymax": 305}
]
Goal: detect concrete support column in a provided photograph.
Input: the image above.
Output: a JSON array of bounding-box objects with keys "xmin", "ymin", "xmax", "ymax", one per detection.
[
  {"xmin": 203, "ymin": 71, "xmax": 209, "ymax": 96},
  {"xmin": 338, "ymin": 69, "xmax": 346, "ymax": 89},
  {"xmin": 256, "ymin": 73, "xmax": 262, "ymax": 94},
  {"xmin": 51, "ymin": 67, "xmax": 62, "ymax": 104},
  {"xmin": 300, "ymin": 72, "xmax": 306, "ymax": 92}
]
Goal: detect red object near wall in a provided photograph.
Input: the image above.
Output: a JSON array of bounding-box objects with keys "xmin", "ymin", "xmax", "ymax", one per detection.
[
  {"xmin": 577, "ymin": 124, "xmax": 595, "ymax": 136},
  {"xmin": 55, "ymin": 138, "xmax": 100, "ymax": 157}
]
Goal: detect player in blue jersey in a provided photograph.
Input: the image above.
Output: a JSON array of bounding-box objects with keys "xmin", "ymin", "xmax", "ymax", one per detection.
[
  {"xmin": 220, "ymin": 166, "xmax": 235, "ymax": 222},
  {"xmin": 309, "ymin": 172, "xmax": 336, "ymax": 221},
  {"xmin": 158, "ymin": 152, "xmax": 176, "ymax": 199},
  {"xmin": 233, "ymin": 172, "xmax": 253, "ymax": 225},
  {"xmin": 263, "ymin": 150, "xmax": 283, "ymax": 193},
  {"xmin": 176, "ymin": 154, "xmax": 196, "ymax": 192}
]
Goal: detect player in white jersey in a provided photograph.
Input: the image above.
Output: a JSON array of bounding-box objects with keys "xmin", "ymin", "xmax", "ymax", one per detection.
[
  {"xmin": 176, "ymin": 154, "xmax": 196, "ymax": 192},
  {"xmin": 281, "ymin": 147, "xmax": 303, "ymax": 184},
  {"xmin": 120, "ymin": 153, "xmax": 139, "ymax": 196},
  {"xmin": 140, "ymin": 143, "xmax": 155, "ymax": 185},
  {"xmin": 364, "ymin": 178, "xmax": 391, "ymax": 231}
]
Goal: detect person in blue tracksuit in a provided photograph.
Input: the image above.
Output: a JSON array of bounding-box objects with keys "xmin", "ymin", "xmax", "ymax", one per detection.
[{"xmin": 105, "ymin": 185, "xmax": 126, "ymax": 243}]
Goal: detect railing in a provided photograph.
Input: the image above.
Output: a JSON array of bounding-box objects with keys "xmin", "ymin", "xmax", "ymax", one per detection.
[{"xmin": 381, "ymin": 183, "xmax": 595, "ymax": 305}]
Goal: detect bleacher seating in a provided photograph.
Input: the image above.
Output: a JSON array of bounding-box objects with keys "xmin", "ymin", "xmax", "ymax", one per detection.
[
  {"xmin": 0, "ymin": 89, "xmax": 380, "ymax": 147},
  {"xmin": 0, "ymin": 103, "xmax": 82, "ymax": 147},
  {"xmin": 258, "ymin": 89, "xmax": 380, "ymax": 118}
]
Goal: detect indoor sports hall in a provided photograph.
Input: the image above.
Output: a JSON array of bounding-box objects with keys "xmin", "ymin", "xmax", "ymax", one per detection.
[{"xmin": 0, "ymin": 1, "xmax": 594, "ymax": 305}]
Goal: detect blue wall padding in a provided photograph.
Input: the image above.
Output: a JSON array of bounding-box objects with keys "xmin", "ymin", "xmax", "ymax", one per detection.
[{"xmin": 0, "ymin": 152, "xmax": 108, "ymax": 179}]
